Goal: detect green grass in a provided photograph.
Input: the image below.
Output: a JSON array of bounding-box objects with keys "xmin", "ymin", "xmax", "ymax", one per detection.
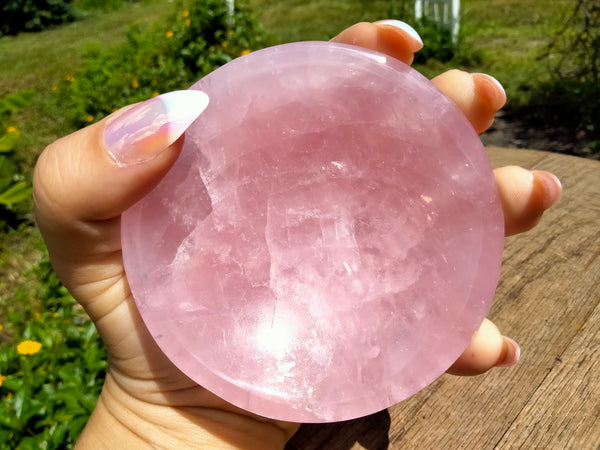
[
  {"xmin": 0, "ymin": 0, "xmax": 176, "ymax": 307},
  {"xmin": 460, "ymin": 0, "xmax": 575, "ymax": 104},
  {"xmin": 0, "ymin": 0, "xmax": 174, "ymax": 170},
  {"xmin": 245, "ymin": 0, "xmax": 574, "ymax": 105},
  {"xmin": 0, "ymin": 1, "xmax": 172, "ymax": 93},
  {"xmin": 245, "ymin": 0, "xmax": 397, "ymax": 43},
  {"xmin": 0, "ymin": 0, "xmax": 575, "ymax": 173}
]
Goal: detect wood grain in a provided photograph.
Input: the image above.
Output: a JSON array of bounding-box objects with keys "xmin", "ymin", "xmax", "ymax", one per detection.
[{"xmin": 286, "ymin": 148, "xmax": 600, "ymax": 449}]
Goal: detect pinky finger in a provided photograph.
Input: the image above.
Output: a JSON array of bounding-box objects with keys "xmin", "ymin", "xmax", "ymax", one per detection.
[{"xmin": 446, "ymin": 319, "xmax": 521, "ymax": 376}]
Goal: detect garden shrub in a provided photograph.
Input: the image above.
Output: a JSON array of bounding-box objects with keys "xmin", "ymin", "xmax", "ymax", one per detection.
[
  {"xmin": 546, "ymin": 0, "xmax": 599, "ymax": 89},
  {"xmin": 63, "ymin": 0, "xmax": 267, "ymax": 126},
  {"xmin": 0, "ymin": 92, "xmax": 34, "ymax": 220},
  {"xmin": 0, "ymin": 100, "xmax": 102, "ymax": 442},
  {"xmin": 0, "ymin": 0, "xmax": 76, "ymax": 36},
  {"xmin": 0, "ymin": 257, "xmax": 107, "ymax": 449},
  {"xmin": 527, "ymin": 0, "xmax": 600, "ymax": 156},
  {"xmin": 412, "ymin": 18, "xmax": 460, "ymax": 64}
]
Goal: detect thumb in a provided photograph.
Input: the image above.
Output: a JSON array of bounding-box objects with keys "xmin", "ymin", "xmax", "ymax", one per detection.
[
  {"xmin": 34, "ymin": 91, "xmax": 208, "ymax": 223},
  {"xmin": 34, "ymin": 90, "xmax": 208, "ymax": 306},
  {"xmin": 34, "ymin": 91, "xmax": 208, "ymax": 261},
  {"xmin": 32, "ymin": 90, "xmax": 208, "ymax": 357}
]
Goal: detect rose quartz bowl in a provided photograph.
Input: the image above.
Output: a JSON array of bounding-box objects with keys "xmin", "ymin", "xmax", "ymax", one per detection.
[{"xmin": 121, "ymin": 42, "xmax": 504, "ymax": 423}]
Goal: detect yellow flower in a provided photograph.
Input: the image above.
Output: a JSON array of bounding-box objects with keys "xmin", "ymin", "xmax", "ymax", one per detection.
[
  {"xmin": 65, "ymin": 74, "xmax": 74, "ymax": 82},
  {"xmin": 0, "ymin": 374, "xmax": 5, "ymax": 387},
  {"xmin": 152, "ymin": 92, "xmax": 160, "ymax": 97},
  {"xmin": 241, "ymin": 49, "xmax": 251, "ymax": 56},
  {"xmin": 185, "ymin": 18, "xmax": 191, "ymax": 27},
  {"xmin": 166, "ymin": 30, "xmax": 174, "ymax": 38},
  {"xmin": 221, "ymin": 41, "xmax": 228, "ymax": 48},
  {"xmin": 5, "ymin": 126, "xmax": 17, "ymax": 134},
  {"xmin": 132, "ymin": 77, "xmax": 139, "ymax": 89},
  {"xmin": 228, "ymin": 29, "xmax": 234, "ymax": 36},
  {"xmin": 34, "ymin": 311, "xmax": 40, "ymax": 319},
  {"xmin": 17, "ymin": 340, "xmax": 42, "ymax": 355},
  {"xmin": 86, "ymin": 115, "xmax": 94, "ymax": 122},
  {"xmin": 52, "ymin": 312, "xmax": 59, "ymax": 318},
  {"xmin": 51, "ymin": 85, "xmax": 58, "ymax": 91},
  {"xmin": 182, "ymin": 10, "xmax": 189, "ymax": 18},
  {"xmin": 0, "ymin": 324, "xmax": 3, "ymax": 331}
]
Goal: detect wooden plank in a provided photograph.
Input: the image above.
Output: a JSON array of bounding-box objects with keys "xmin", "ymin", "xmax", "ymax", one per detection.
[
  {"xmin": 497, "ymin": 299, "xmax": 600, "ymax": 448},
  {"xmin": 493, "ymin": 149, "xmax": 600, "ymax": 448},
  {"xmin": 486, "ymin": 146, "xmax": 549, "ymax": 168},
  {"xmin": 286, "ymin": 149, "xmax": 600, "ymax": 449}
]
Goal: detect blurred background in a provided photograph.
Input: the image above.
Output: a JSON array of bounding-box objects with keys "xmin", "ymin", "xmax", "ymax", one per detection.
[{"xmin": 0, "ymin": 0, "xmax": 597, "ymax": 447}]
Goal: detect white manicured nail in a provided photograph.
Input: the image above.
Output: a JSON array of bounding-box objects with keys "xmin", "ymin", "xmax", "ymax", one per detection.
[
  {"xmin": 104, "ymin": 90, "xmax": 209, "ymax": 166},
  {"xmin": 474, "ymin": 73, "xmax": 506, "ymax": 97},
  {"xmin": 375, "ymin": 20, "xmax": 423, "ymax": 45}
]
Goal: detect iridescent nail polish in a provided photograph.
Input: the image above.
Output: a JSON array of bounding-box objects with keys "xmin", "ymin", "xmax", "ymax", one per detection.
[{"xmin": 104, "ymin": 90, "xmax": 209, "ymax": 166}]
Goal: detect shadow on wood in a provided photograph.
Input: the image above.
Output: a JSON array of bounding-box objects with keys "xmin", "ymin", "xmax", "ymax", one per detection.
[{"xmin": 286, "ymin": 409, "xmax": 391, "ymax": 450}]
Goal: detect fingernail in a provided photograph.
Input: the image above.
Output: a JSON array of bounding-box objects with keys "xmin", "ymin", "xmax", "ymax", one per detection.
[
  {"xmin": 375, "ymin": 20, "xmax": 423, "ymax": 47},
  {"xmin": 473, "ymin": 73, "xmax": 506, "ymax": 99},
  {"xmin": 496, "ymin": 337, "xmax": 521, "ymax": 367},
  {"xmin": 532, "ymin": 170, "xmax": 563, "ymax": 209},
  {"xmin": 104, "ymin": 90, "xmax": 209, "ymax": 166}
]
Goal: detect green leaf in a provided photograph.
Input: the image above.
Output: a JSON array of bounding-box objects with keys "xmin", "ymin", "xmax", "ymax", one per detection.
[
  {"xmin": 0, "ymin": 154, "xmax": 18, "ymax": 182},
  {"xmin": 0, "ymin": 129, "xmax": 20, "ymax": 153},
  {"xmin": 0, "ymin": 428, "xmax": 14, "ymax": 444},
  {"xmin": 20, "ymin": 398, "xmax": 46, "ymax": 426},
  {"xmin": 0, "ymin": 402, "xmax": 20, "ymax": 430},
  {"xmin": 2, "ymin": 376, "xmax": 24, "ymax": 391},
  {"xmin": 13, "ymin": 388, "xmax": 26, "ymax": 421},
  {"xmin": 0, "ymin": 90, "xmax": 34, "ymax": 118},
  {"xmin": 49, "ymin": 420, "xmax": 72, "ymax": 447},
  {"xmin": 16, "ymin": 435, "xmax": 44, "ymax": 450},
  {"xmin": 0, "ymin": 181, "xmax": 32, "ymax": 205}
]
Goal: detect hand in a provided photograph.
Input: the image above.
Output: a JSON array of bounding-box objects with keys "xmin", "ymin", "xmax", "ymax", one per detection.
[{"xmin": 33, "ymin": 21, "xmax": 561, "ymax": 449}]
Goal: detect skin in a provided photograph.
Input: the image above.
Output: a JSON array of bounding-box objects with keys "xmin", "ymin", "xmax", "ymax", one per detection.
[{"xmin": 33, "ymin": 21, "xmax": 562, "ymax": 449}]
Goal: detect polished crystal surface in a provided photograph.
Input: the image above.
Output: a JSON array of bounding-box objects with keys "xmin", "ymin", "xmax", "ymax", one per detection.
[{"xmin": 121, "ymin": 42, "xmax": 504, "ymax": 422}]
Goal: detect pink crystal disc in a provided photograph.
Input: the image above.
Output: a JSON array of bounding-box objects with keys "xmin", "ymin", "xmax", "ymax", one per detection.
[{"xmin": 122, "ymin": 42, "xmax": 504, "ymax": 422}]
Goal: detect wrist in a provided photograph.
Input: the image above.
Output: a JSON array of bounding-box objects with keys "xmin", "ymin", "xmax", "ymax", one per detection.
[{"xmin": 77, "ymin": 372, "xmax": 296, "ymax": 449}]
